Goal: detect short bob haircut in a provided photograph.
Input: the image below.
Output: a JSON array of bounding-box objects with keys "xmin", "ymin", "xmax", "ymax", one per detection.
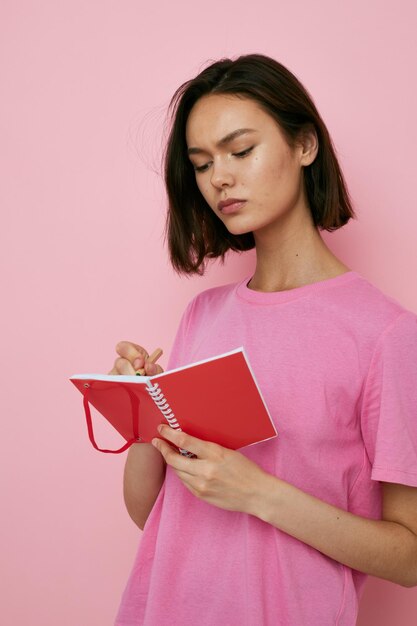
[{"xmin": 164, "ymin": 53, "xmax": 355, "ymax": 275}]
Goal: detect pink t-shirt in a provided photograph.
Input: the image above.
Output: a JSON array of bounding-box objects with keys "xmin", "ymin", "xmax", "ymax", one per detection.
[{"xmin": 115, "ymin": 271, "xmax": 417, "ymax": 626}]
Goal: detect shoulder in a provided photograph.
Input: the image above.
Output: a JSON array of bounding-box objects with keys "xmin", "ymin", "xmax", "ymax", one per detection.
[
  {"xmin": 167, "ymin": 280, "xmax": 242, "ymax": 369},
  {"xmin": 183, "ymin": 279, "xmax": 241, "ymax": 318},
  {"xmin": 328, "ymin": 272, "xmax": 416, "ymax": 336},
  {"xmin": 194, "ymin": 279, "xmax": 240, "ymax": 302}
]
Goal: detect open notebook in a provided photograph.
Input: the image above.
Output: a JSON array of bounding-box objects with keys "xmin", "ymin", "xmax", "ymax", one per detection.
[{"xmin": 70, "ymin": 347, "xmax": 277, "ymax": 455}]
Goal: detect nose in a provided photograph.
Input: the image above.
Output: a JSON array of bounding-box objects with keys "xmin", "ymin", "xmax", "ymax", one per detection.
[{"xmin": 210, "ymin": 159, "xmax": 234, "ymax": 189}]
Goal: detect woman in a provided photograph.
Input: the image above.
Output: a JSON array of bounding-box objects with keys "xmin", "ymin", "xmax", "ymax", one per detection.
[{"xmin": 112, "ymin": 54, "xmax": 417, "ymax": 625}]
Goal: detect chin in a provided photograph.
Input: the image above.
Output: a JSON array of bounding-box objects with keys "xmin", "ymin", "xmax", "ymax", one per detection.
[
  {"xmin": 221, "ymin": 217, "xmax": 256, "ymax": 236},
  {"xmin": 225, "ymin": 226, "xmax": 253, "ymax": 237}
]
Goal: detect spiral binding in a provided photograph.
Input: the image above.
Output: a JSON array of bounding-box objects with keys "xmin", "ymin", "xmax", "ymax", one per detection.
[{"xmin": 146, "ymin": 382, "xmax": 195, "ymax": 457}]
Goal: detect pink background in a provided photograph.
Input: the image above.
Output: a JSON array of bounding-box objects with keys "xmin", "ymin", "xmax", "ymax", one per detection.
[{"xmin": 1, "ymin": 1, "xmax": 416, "ymax": 624}]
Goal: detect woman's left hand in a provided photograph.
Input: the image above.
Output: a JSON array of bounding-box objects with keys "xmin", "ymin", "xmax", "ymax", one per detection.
[{"xmin": 151, "ymin": 424, "xmax": 271, "ymax": 514}]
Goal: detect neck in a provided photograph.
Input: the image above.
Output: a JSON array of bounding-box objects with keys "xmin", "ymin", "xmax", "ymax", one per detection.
[{"xmin": 248, "ymin": 212, "xmax": 349, "ymax": 293}]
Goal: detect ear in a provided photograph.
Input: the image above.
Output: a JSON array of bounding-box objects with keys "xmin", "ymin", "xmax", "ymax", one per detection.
[{"xmin": 298, "ymin": 126, "xmax": 319, "ymax": 166}]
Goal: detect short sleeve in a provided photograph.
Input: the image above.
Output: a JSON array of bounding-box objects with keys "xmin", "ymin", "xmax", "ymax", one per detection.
[
  {"xmin": 165, "ymin": 295, "xmax": 198, "ymax": 371},
  {"xmin": 361, "ymin": 311, "xmax": 417, "ymax": 487}
]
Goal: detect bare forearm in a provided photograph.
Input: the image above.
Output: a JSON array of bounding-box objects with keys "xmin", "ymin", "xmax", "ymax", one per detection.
[
  {"xmin": 123, "ymin": 443, "xmax": 166, "ymax": 530},
  {"xmin": 252, "ymin": 474, "xmax": 417, "ymax": 587}
]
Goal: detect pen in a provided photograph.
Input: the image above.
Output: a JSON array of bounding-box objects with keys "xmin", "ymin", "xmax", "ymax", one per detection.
[{"xmin": 135, "ymin": 348, "xmax": 163, "ymax": 376}]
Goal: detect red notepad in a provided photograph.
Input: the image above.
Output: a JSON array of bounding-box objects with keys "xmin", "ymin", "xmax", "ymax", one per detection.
[{"xmin": 70, "ymin": 347, "xmax": 277, "ymax": 454}]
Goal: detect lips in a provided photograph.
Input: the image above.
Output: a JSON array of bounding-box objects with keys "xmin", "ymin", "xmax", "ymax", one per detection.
[{"xmin": 217, "ymin": 198, "xmax": 246, "ymax": 213}]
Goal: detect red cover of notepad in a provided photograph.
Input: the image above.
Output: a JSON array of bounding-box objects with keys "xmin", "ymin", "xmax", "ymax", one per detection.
[{"xmin": 70, "ymin": 347, "xmax": 277, "ymax": 454}]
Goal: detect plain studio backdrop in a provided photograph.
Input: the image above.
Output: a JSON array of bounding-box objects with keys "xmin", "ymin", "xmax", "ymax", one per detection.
[{"xmin": 1, "ymin": 1, "xmax": 416, "ymax": 624}]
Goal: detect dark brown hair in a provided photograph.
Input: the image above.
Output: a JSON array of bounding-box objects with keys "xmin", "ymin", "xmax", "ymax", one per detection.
[{"xmin": 164, "ymin": 54, "xmax": 355, "ymax": 275}]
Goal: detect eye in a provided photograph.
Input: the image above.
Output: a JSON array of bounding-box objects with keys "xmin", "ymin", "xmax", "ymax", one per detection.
[
  {"xmin": 193, "ymin": 162, "xmax": 212, "ymax": 173},
  {"xmin": 233, "ymin": 146, "xmax": 254, "ymax": 158},
  {"xmin": 191, "ymin": 146, "xmax": 254, "ymax": 173}
]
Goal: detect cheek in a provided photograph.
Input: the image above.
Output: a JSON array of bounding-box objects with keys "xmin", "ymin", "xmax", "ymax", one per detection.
[
  {"xmin": 248, "ymin": 155, "xmax": 285, "ymax": 197},
  {"xmin": 195, "ymin": 178, "xmax": 216, "ymax": 209},
  {"xmin": 256, "ymin": 152, "xmax": 300, "ymax": 193},
  {"xmin": 251, "ymin": 159, "xmax": 303, "ymax": 215}
]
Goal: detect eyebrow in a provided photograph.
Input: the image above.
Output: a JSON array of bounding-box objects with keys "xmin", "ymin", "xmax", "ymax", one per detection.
[{"xmin": 187, "ymin": 128, "xmax": 257, "ymax": 155}]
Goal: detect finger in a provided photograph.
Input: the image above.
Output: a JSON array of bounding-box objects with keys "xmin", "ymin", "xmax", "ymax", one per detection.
[
  {"xmin": 108, "ymin": 356, "xmax": 136, "ymax": 376},
  {"xmin": 136, "ymin": 348, "xmax": 164, "ymax": 375},
  {"xmin": 144, "ymin": 361, "xmax": 164, "ymax": 376},
  {"xmin": 152, "ymin": 436, "xmax": 197, "ymax": 473},
  {"xmin": 156, "ymin": 424, "xmax": 213, "ymax": 459},
  {"xmin": 115, "ymin": 341, "xmax": 149, "ymax": 367}
]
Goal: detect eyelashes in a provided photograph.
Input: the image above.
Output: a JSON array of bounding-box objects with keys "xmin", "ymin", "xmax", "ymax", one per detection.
[
  {"xmin": 192, "ymin": 146, "xmax": 255, "ymax": 173},
  {"xmin": 193, "ymin": 163, "xmax": 210, "ymax": 173},
  {"xmin": 234, "ymin": 146, "xmax": 254, "ymax": 158}
]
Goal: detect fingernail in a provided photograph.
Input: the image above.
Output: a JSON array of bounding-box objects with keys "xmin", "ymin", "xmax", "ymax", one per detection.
[
  {"xmin": 157, "ymin": 424, "xmax": 163, "ymax": 434},
  {"xmin": 133, "ymin": 358, "xmax": 142, "ymax": 369}
]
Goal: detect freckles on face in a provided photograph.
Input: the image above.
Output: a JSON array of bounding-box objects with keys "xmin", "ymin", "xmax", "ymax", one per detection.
[{"xmin": 185, "ymin": 94, "xmax": 304, "ymax": 233}]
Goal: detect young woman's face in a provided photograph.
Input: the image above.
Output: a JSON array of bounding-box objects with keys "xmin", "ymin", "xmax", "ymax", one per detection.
[{"xmin": 186, "ymin": 94, "xmax": 316, "ymax": 237}]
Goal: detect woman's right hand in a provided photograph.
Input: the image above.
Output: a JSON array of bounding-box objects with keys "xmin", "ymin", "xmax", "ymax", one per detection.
[
  {"xmin": 108, "ymin": 341, "xmax": 164, "ymax": 376},
  {"xmin": 112, "ymin": 342, "xmax": 167, "ymax": 527}
]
